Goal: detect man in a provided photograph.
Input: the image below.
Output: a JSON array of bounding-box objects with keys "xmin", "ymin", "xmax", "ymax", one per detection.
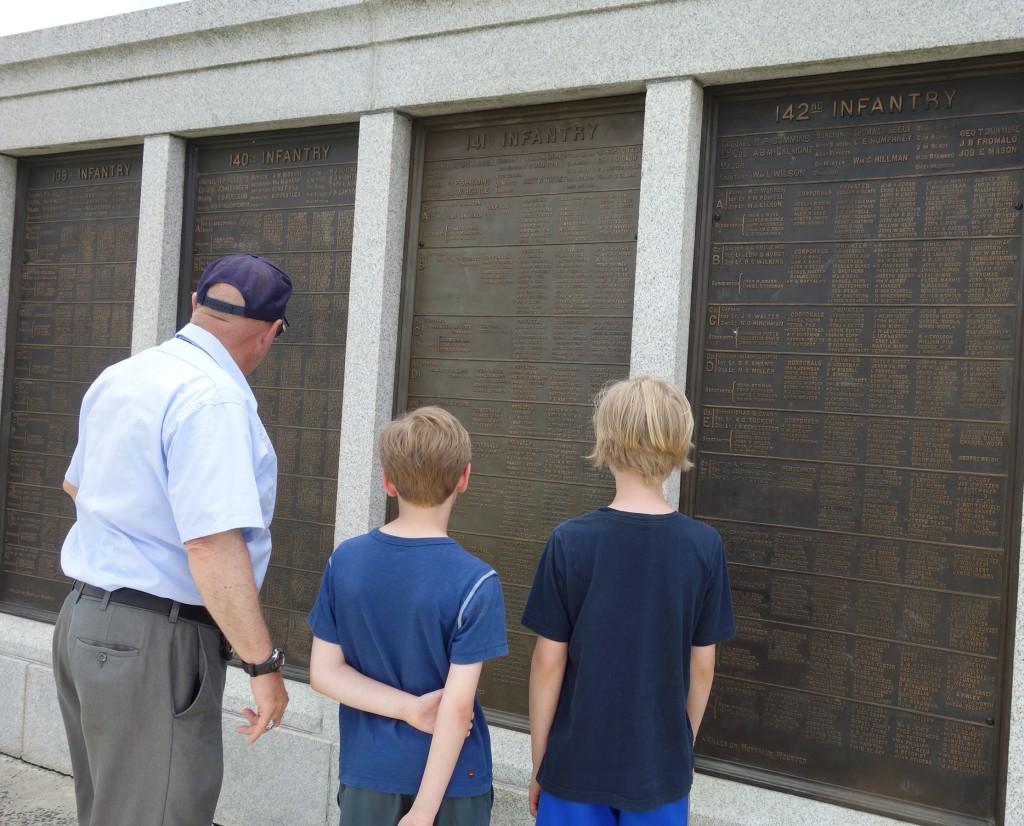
[{"xmin": 53, "ymin": 254, "xmax": 292, "ymax": 826}]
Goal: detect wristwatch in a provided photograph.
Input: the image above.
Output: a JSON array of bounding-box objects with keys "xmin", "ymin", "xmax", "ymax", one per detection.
[{"xmin": 241, "ymin": 647, "xmax": 285, "ymax": 676}]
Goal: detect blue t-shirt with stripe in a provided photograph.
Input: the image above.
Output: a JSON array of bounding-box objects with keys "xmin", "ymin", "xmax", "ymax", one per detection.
[{"xmin": 308, "ymin": 528, "xmax": 508, "ymax": 796}]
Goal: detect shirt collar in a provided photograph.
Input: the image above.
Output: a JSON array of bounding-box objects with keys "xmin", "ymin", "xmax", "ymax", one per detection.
[{"xmin": 174, "ymin": 322, "xmax": 257, "ymax": 405}]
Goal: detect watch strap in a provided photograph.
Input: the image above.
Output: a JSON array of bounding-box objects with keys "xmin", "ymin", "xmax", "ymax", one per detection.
[{"xmin": 242, "ymin": 647, "xmax": 285, "ymax": 676}]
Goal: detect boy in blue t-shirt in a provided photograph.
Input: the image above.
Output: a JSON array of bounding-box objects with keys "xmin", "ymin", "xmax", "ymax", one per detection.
[
  {"xmin": 523, "ymin": 376, "xmax": 735, "ymax": 825},
  {"xmin": 308, "ymin": 406, "xmax": 508, "ymax": 826}
]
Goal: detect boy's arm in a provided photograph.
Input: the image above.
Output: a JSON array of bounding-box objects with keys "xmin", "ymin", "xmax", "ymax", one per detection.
[
  {"xmin": 309, "ymin": 637, "xmax": 443, "ymax": 734},
  {"xmin": 398, "ymin": 662, "xmax": 482, "ymax": 826},
  {"xmin": 686, "ymin": 643, "xmax": 717, "ymax": 742},
  {"xmin": 528, "ymin": 636, "xmax": 568, "ymax": 818}
]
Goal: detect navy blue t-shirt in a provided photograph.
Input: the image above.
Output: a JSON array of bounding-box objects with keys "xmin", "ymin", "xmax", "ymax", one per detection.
[
  {"xmin": 521, "ymin": 508, "xmax": 735, "ymax": 811},
  {"xmin": 308, "ymin": 529, "xmax": 508, "ymax": 796}
]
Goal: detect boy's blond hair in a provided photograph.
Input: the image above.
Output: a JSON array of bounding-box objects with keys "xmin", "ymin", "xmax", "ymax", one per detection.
[
  {"xmin": 378, "ymin": 406, "xmax": 472, "ymax": 506},
  {"xmin": 588, "ymin": 375, "xmax": 694, "ymax": 484}
]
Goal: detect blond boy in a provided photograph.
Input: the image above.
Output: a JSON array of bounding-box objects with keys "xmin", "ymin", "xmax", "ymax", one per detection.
[
  {"xmin": 308, "ymin": 406, "xmax": 508, "ymax": 826},
  {"xmin": 523, "ymin": 376, "xmax": 735, "ymax": 825}
]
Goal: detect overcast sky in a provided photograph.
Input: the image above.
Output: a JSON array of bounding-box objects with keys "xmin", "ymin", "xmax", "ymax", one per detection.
[{"xmin": 0, "ymin": 0, "xmax": 188, "ymax": 37}]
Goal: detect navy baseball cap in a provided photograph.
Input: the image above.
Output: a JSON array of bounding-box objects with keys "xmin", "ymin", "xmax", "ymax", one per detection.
[{"xmin": 196, "ymin": 254, "xmax": 292, "ymax": 325}]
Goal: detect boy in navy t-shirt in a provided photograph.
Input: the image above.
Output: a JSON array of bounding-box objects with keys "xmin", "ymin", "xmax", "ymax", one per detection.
[
  {"xmin": 308, "ymin": 406, "xmax": 508, "ymax": 826},
  {"xmin": 522, "ymin": 376, "xmax": 735, "ymax": 825}
]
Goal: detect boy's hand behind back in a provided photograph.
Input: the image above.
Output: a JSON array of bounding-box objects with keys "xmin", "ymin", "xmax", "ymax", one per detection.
[
  {"xmin": 398, "ymin": 813, "xmax": 434, "ymax": 826},
  {"xmin": 405, "ymin": 688, "xmax": 444, "ymax": 734},
  {"xmin": 406, "ymin": 688, "xmax": 474, "ymax": 738}
]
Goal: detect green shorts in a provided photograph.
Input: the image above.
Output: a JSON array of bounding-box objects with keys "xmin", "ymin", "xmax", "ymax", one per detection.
[{"xmin": 337, "ymin": 782, "xmax": 494, "ymax": 826}]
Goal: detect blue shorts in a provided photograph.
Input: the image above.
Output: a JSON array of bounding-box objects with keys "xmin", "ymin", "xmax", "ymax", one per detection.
[{"xmin": 536, "ymin": 790, "xmax": 689, "ymax": 826}]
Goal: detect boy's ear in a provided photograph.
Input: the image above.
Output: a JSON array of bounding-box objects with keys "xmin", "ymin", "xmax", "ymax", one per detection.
[
  {"xmin": 456, "ymin": 462, "xmax": 471, "ymax": 493},
  {"xmin": 381, "ymin": 469, "xmax": 399, "ymax": 498}
]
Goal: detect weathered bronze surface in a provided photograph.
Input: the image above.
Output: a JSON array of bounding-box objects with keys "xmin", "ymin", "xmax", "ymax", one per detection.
[
  {"xmin": 398, "ymin": 99, "xmax": 644, "ymax": 723},
  {"xmin": 182, "ymin": 127, "xmax": 357, "ymax": 671},
  {"xmin": 690, "ymin": 66, "xmax": 1023, "ymax": 823},
  {"xmin": 0, "ymin": 150, "xmax": 141, "ymax": 617}
]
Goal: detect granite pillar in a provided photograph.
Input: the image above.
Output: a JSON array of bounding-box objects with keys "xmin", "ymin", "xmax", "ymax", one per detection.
[
  {"xmin": 133, "ymin": 134, "xmax": 185, "ymax": 352},
  {"xmin": 0, "ymin": 153, "xmax": 16, "ymax": 413},
  {"xmin": 335, "ymin": 110, "xmax": 412, "ymax": 543},
  {"xmin": 632, "ymin": 77, "xmax": 705, "ymax": 505},
  {"xmin": 1007, "ymin": 504, "xmax": 1024, "ymax": 824}
]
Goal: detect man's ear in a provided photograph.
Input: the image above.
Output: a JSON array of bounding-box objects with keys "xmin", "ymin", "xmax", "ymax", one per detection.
[
  {"xmin": 191, "ymin": 292, "xmax": 199, "ymax": 311},
  {"xmin": 456, "ymin": 462, "xmax": 471, "ymax": 493}
]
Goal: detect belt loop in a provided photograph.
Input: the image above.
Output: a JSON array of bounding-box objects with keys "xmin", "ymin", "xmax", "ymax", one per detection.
[
  {"xmin": 169, "ymin": 601, "xmax": 181, "ymax": 624},
  {"xmin": 99, "ymin": 590, "xmax": 111, "ymax": 611},
  {"xmin": 72, "ymin": 580, "xmax": 84, "ymax": 603}
]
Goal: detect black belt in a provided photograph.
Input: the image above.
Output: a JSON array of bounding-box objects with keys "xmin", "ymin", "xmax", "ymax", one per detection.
[{"xmin": 74, "ymin": 581, "xmax": 218, "ymax": 629}]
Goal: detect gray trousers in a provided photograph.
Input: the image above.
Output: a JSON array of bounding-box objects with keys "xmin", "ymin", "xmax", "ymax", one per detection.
[
  {"xmin": 338, "ymin": 783, "xmax": 494, "ymax": 826},
  {"xmin": 52, "ymin": 588, "xmax": 228, "ymax": 826}
]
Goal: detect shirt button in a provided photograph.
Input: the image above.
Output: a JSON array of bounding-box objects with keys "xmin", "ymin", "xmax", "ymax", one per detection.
[{"xmin": 468, "ymin": 770, "xmax": 475, "ymax": 778}]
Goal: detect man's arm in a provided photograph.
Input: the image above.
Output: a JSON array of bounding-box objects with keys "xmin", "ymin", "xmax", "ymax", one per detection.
[
  {"xmin": 309, "ymin": 637, "xmax": 444, "ymax": 734},
  {"xmin": 398, "ymin": 662, "xmax": 482, "ymax": 826},
  {"xmin": 186, "ymin": 528, "xmax": 288, "ymax": 745},
  {"xmin": 686, "ymin": 644, "xmax": 717, "ymax": 743},
  {"xmin": 63, "ymin": 480, "xmax": 78, "ymax": 503},
  {"xmin": 528, "ymin": 636, "xmax": 568, "ymax": 818}
]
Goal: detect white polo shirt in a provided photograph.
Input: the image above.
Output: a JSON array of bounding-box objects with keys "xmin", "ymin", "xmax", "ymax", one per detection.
[{"xmin": 61, "ymin": 323, "xmax": 277, "ymax": 604}]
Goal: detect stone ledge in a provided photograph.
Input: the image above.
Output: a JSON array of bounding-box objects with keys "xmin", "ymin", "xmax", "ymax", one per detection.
[{"xmin": 0, "ymin": 655, "xmax": 27, "ymax": 757}]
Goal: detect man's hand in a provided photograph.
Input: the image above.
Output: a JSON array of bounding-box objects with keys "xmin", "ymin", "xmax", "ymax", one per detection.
[
  {"xmin": 236, "ymin": 671, "xmax": 289, "ymax": 745},
  {"xmin": 188, "ymin": 530, "xmax": 288, "ymax": 746}
]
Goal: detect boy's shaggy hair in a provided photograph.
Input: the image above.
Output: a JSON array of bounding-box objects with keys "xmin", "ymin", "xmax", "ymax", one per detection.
[
  {"xmin": 588, "ymin": 375, "xmax": 694, "ymax": 484},
  {"xmin": 378, "ymin": 406, "xmax": 472, "ymax": 506}
]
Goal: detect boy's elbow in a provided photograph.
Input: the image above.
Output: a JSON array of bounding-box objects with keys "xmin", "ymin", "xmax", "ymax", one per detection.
[
  {"xmin": 309, "ymin": 668, "xmax": 327, "ymax": 696},
  {"xmin": 438, "ymin": 700, "xmax": 475, "ymax": 736},
  {"xmin": 440, "ymin": 662, "xmax": 483, "ymax": 727},
  {"xmin": 690, "ymin": 645, "xmax": 717, "ymax": 683},
  {"xmin": 531, "ymin": 637, "xmax": 568, "ymax": 675},
  {"xmin": 531, "ymin": 656, "xmax": 562, "ymax": 684},
  {"xmin": 438, "ymin": 686, "xmax": 477, "ymax": 730},
  {"xmin": 442, "ymin": 690, "xmax": 476, "ymax": 719}
]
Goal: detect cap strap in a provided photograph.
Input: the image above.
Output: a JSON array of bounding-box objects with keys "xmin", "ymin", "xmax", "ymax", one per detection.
[{"xmin": 201, "ymin": 295, "xmax": 252, "ymax": 318}]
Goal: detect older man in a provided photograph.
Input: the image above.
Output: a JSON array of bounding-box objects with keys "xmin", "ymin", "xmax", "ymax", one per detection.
[{"xmin": 53, "ymin": 254, "xmax": 292, "ymax": 825}]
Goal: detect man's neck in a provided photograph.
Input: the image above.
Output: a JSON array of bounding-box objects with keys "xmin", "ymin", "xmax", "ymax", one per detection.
[{"xmin": 190, "ymin": 311, "xmax": 262, "ymax": 376}]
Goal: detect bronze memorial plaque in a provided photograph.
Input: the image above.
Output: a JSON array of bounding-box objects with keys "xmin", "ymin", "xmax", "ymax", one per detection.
[
  {"xmin": 181, "ymin": 127, "xmax": 357, "ymax": 672},
  {"xmin": 689, "ymin": 64, "xmax": 1023, "ymax": 824},
  {"xmin": 0, "ymin": 149, "xmax": 141, "ymax": 618},
  {"xmin": 397, "ymin": 98, "xmax": 643, "ymax": 724}
]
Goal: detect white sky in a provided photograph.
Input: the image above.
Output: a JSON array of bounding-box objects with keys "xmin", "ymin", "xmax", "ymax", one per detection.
[{"xmin": 0, "ymin": 0, "xmax": 188, "ymax": 36}]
